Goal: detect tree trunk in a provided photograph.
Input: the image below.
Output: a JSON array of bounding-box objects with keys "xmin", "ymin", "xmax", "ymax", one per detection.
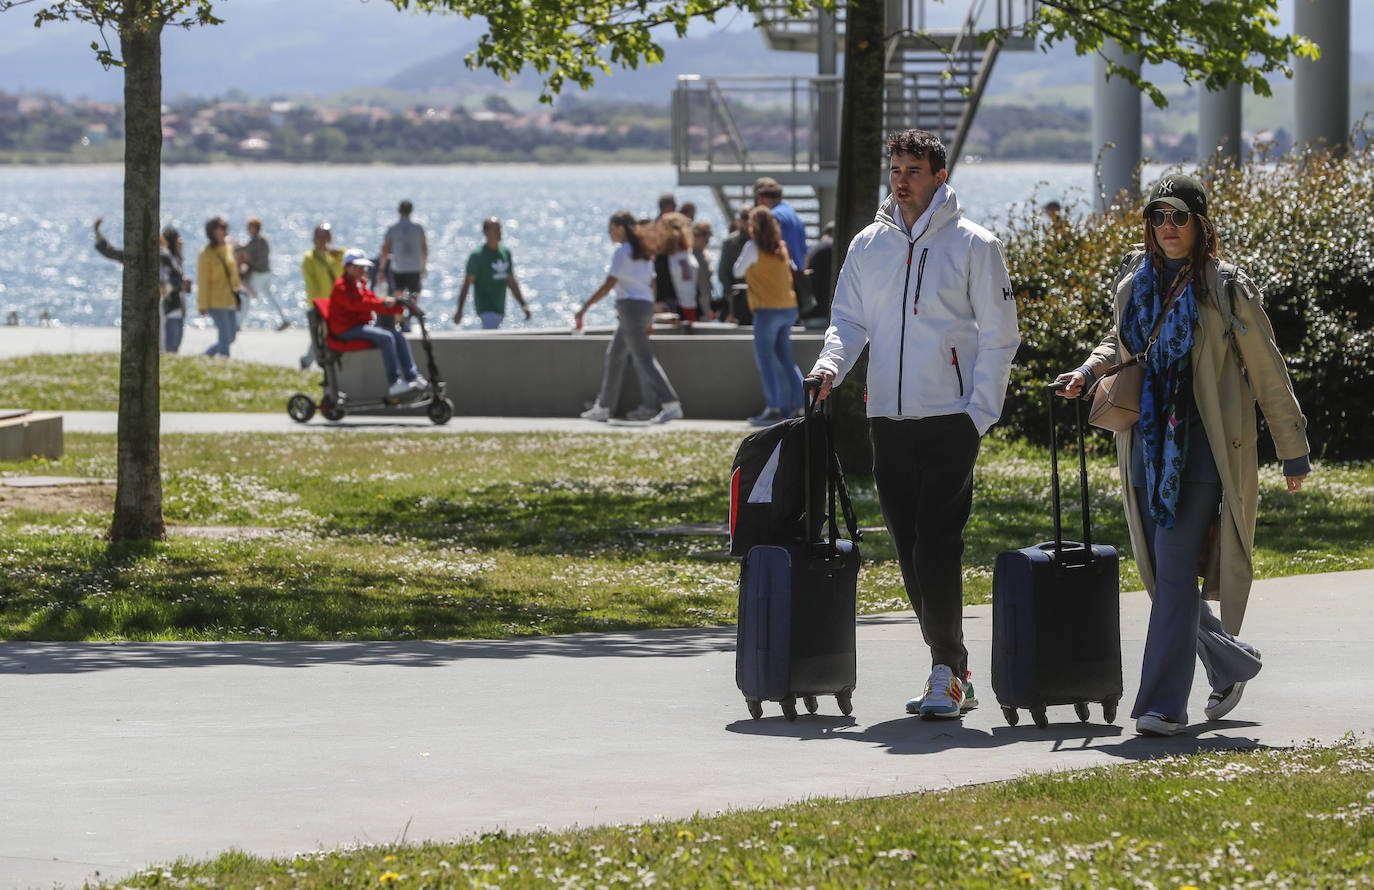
[
  {"xmin": 826, "ymin": 0, "xmax": 888, "ymax": 478},
  {"xmin": 109, "ymin": 12, "xmax": 166, "ymax": 542}
]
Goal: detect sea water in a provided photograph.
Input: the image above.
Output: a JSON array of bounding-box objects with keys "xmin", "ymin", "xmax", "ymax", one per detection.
[{"xmin": 0, "ymin": 162, "xmax": 1160, "ymax": 331}]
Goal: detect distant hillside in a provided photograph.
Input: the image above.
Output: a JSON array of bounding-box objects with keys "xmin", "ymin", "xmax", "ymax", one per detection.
[{"xmin": 383, "ymin": 30, "xmax": 820, "ymax": 106}]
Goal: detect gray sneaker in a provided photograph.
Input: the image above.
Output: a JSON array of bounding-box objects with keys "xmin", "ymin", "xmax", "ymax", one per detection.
[
  {"xmin": 1136, "ymin": 712, "xmax": 1187, "ymax": 736},
  {"xmin": 625, "ymin": 405, "xmax": 659, "ymax": 422},
  {"xmin": 579, "ymin": 402, "xmax": 610, "ymax": 422},
  {"xmin": 1205, "ymin": 649, "xmax": 1260, "ymax": 721},
  {"xmin": 652, "ymin": 401, "xmax": 684, "ymax": 423}
]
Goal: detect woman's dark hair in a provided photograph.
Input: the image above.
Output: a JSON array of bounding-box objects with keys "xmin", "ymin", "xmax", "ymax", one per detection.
[
  {"xmin": 749, "ymin": 206, "xmax": 785, "ymax": 260},
  {"xmin": 205, "ymin": 216, "xmax": 227, "ymax": 243},
  {"xmin": 610, "ymin": 210, "xmax": 656, "ymax": 261},
  {"xmin": 1143, "ymin": 211, "xmax": 1219, "ymax": 299}
]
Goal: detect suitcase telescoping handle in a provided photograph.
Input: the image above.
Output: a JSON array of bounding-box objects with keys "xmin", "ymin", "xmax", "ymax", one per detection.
[
  {"xmin": 1046, "ymin": 381, "xmax": 1093, "ymax": 563},
  {"xmin": 802, "ymin": 378, "xmax": 860, "ymax": 552}
]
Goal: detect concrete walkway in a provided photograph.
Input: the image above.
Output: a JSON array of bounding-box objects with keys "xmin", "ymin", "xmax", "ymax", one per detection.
[
  {"xmin": 3, "ymin": 569, "xmax": 1370, "ymax": 890},
  {"xmin": 1, "ymin": 325, "xmax": 308, "ymax": 369}
]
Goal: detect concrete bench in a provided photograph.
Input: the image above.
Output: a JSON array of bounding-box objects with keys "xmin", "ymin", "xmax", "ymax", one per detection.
[
  {"xmin": 0, "ymin": 409, "xmax": 64, "ymax": 461},
  {"xmin": 333, "ymin": 324, "xmax": 829, "ymax": 420}
]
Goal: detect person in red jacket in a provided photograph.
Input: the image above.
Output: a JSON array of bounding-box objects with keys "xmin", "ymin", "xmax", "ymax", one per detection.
[{"xmin": 329, "ymin": 248, "xmax": 427, "ymax": 397}]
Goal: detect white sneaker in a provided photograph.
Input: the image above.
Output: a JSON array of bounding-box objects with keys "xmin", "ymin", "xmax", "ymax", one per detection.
[
  {"xmin": 387, "ymin": 380, "xmax": 411, "ymax": 397},
  {"xmin": 1136, "ymin": 712, "xmax": 1188, "ymax": 736},
  {"xmin": 580, "ymin": 402, "xmax": 610, "ymax": 422},
  {"xmin": 409, "ymin": 375, "xmax": 430, "ymax": 390},
  {"xmin": 910, "ymin": 664, "xmax": 978, "ymax": 719},
  {"xmin": 1205, "ymin": 649, "xmax": 1261, "ymax": 721},
  {"xmin": 653, "ymin": 401, "xmax": 684, "ymax": 423}
]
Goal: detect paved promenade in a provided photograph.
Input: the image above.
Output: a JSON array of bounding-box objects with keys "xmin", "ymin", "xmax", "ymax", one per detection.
[
  {"xmin": 1, "ymin": 325, "xmax": 307, "ymax": 368},
  {"xmin": 3, "ymin": 569, "xmax": 1370, "ymax": 890}
]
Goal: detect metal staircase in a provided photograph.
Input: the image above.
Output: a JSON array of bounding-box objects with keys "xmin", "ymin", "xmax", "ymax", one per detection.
[{"xmin": 672, "ymin": 0, "xmax": 1037, "ymax": 237}]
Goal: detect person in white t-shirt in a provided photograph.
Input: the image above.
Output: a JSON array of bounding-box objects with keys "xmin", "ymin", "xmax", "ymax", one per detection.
[{"xmin": 575, "ymin": 211, "xmax": 683, "ymax": 423}]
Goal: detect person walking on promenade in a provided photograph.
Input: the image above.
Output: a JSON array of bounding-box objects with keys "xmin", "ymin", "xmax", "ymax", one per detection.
[
  {"xmin": 196, "ymin": 216, "xmax": 242, "ymax": 359},
  {"xmin": 691, "ymin": 221, "xmax": 715, "ymax": 321},
  {"xmin": 239, "ymin": 217, "xmax": 291, "ymax": 331},
  {"xmin": 575, "ymin": 210, "xmax": 684, "ymax": 424},
  {"xmin": 454, "ymin": 217, "xmax": 531, "ymax": 329},
  {"xmin": 753, "ymin": 177, "xmax": 807, "ymax": 273},
  {"xmin": 329, "ymin": 248, "xmax": 427, "ymax": 397},
  {"xmin": 734, "ymin": 206, "xmax": 802, "ymax": 426},
  {"xmin": 717, "ymin": 207, "xmax": 753, "ymax": 324},
  {"xmin": 377, "ymin": 199, "xmax": 427, "ymax": 331},
  {"xmin": 93, "ymin": 217, "xmax": 191, "ymax": 353},
  {"xmin": 299, "ymin": 222, "xmax": 343, "ymax": 369},
  {"xmin": 808, "ymin": 129, "xmax": 1021, "ymax": 720},
  {"xmin": 1054, "ymin": 173, "xmax": 1310, "ymax": 737},
  {"xmin": 659, "ymin": 212, "xmax": 699, "ymax": 321}
]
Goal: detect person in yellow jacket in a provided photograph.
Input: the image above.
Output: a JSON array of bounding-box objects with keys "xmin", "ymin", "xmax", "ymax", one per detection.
[
  {"xmin": 733, "ymin": 205, "xmax": 802, "ymax": 426},
  {"xmin": 196, "ymin": 216, "xmax": 240, "ymax": 358},
  {"xmin": 298, "ymin": 222, "xmax": 344, "ymax": 369}
]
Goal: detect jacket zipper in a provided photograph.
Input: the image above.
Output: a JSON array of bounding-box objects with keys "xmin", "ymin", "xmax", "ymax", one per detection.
[
  {"xmin": 951, "ymin": 347, "xmax": 965, "ymax": 396},
  {"xmin": 896, "ymin": 241, "xmax": 916, "ymax": 414},
  {"xmin": 911, "ymin": 248, "xmax": 929, "ymax": 316}
]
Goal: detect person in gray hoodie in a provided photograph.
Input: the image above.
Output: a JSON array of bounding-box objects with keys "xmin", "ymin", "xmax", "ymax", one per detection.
[{"xmin": 808, "ymin": 129, "xmax": 1021, "ymax": 721}]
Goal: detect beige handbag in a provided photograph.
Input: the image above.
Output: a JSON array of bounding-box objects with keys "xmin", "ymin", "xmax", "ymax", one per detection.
[
  {"xmin": 1086, "ymin": 349, "xmax": 1146, "ymax": 432},
  {"xmin": 1086, "ymin": 290, "xmax": 1180, "ymax": 433}
]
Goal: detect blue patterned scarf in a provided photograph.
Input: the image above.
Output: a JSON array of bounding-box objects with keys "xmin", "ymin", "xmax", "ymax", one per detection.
[{"xmin": 1121, "ymin": 255, "xmax": 1197, "ymax": 528}]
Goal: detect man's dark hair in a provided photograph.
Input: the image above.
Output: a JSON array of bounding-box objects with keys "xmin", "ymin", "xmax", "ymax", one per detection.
[
  {"xmin": 399, "ymin": 200, "xmax": 414, "ymax": 216},
  {"xmin": 658, "ymin": 192, "xmax": 676, "ymax": 212},
  {"xmin": 886, "ymin": 129, "xmax": 947, "ymax": 173}
]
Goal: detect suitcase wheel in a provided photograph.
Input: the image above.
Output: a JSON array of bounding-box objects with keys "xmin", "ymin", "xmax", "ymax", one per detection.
[
  {"xmin": 837, "ymin": 688, "xmax": 853, "ymax": 717},
  {"xmin": 803, "ymin": 695, "xmax": 819, "ymax": 715},
  {"xmin": 781, "ymin": 697, "xmax": 798, "ymax": 722},
  {"xmin": 746, "ymin": 698, "xmax": 763, "ymax": 720},
  {"xmin": 1102, "ymin": 699, "xmax": 1119, "ymax": 724},
  {"xmin": 1074, "ymin": 701, "xmax": 1091, "ymax": 723},
  {"xmin": 1030, "ymin": 706, "xmax": 1049, "ymax": 729},
  {"xmin": 1001, "ymin": 706, "xmax": 1019, "ymax": 727}
]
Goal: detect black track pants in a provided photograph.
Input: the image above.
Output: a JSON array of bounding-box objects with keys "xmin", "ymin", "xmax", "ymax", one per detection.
[{"xmin": 870, "ymin": 413, "xmax": 981, "ymax": 677}]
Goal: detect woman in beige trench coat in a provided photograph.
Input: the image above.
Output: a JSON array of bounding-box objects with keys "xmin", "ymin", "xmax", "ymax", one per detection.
[{"xmin": 1056, "ymin": 174, "xmax": 1310, "ymax": 737}]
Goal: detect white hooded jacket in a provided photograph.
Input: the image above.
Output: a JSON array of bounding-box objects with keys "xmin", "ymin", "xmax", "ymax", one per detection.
[{"xmin": 812, "ymin": 185, "xmax": 1020, "ymax": 435}]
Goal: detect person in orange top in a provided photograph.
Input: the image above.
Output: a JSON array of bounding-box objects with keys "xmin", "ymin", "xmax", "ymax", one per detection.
[
  {"xmin": 733, "ymin": 206, "xmax": 802, "ymax": 426},
  {"xmin": 329, "ymin": 248, "xmax": 426, "ymax": 397}
]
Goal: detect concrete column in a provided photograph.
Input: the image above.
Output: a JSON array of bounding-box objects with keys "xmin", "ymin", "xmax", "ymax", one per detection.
[
  {"xmin": 1198, "ymin": 81, "xmax": 1243, "ymax": 166},
  {"xmin": 1093, "ymin": 39, "xmax": 1142, "ymax": 211},
  {"xmin": 1294, "ymin": 0, "xmax": 1350, "ymax": 156},
  {"xmin": 817, "ymin": 8, "xmax": 840, "ymax": 168}
]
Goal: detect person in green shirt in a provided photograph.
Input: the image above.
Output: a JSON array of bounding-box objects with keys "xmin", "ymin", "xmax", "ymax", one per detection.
[
  {"xmin": 299, "ymin": 221, "xmax": 344, "ymax": 369},
  {"xmin": 454, "ymin": 218, "xmax": 531, "ymax": 329}
]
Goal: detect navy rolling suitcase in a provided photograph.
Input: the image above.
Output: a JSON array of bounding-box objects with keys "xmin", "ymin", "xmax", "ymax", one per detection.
[
  {"xmin": 991, "ymin": 384, "xmax": 1123, "ymax": 728},
  {"xmin": 735, "ymin": 381, "xmax": 861, "ymax": 721}
]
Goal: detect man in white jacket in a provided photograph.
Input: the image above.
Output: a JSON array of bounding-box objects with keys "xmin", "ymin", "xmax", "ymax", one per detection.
[{"xmin": 809, "ymin": 129, "xmax": 1020, "ymax": 720}]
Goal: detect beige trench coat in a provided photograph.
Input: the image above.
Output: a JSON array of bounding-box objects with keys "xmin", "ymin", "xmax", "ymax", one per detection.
[{"xmin": 1083, "ymin": 256, "xmax": 1309, "ymax": 635}]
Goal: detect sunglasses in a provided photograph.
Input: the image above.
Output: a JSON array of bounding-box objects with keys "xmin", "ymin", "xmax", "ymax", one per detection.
[{"xmin": 1148, "ymin": 208, "xmax": 1192, "ymax": 228}]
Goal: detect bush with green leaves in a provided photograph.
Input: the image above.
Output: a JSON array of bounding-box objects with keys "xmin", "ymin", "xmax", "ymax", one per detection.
[{"xmin": 1002, "ymin": 139, "xmax": 1374, "ymax": 458}]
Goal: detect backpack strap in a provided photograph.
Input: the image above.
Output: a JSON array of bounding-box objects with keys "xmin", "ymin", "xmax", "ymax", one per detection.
[
  {"xmin": 1113, "ymin": 247, "xmax": 1146, "ymax": 293},
  {"xmin": 1215, "ymin": 261, "xmax": 1249, "ymax": 380}
]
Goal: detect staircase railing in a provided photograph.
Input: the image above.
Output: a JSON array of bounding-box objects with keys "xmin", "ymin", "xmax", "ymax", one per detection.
[{"xmin": 673, "ymin": 74, "xmax": 845, "ymax": 176}]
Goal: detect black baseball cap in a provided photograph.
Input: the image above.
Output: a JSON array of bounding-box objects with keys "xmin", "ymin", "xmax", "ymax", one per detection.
[{"xmin": 1144, "ymin": 174, "xmax": 1207, "ymax": 218}]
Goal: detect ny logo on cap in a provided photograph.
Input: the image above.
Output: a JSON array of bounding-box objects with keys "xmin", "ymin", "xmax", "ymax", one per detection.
[{"xmin": 1157, "ymin": 179, "xmax": 1176, "ymax": 196}]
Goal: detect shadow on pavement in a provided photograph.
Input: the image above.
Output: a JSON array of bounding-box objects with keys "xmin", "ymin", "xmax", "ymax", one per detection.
[
  {"xmin": 727, "ymin": 712, "xmax": 1266, "ymax": 761},
  {"xmin": 0, "ymin": 625, "xmax": 739, "ymax": 674}
]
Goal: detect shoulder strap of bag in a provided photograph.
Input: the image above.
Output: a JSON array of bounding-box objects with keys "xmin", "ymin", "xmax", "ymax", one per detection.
[
  {"xmin": 212, "ymin": 246, "xmax": 238, "ymax": 287},
  {"xmin": 1215, "ymin": 261, "xmax": 1250, "ymax": 380}
]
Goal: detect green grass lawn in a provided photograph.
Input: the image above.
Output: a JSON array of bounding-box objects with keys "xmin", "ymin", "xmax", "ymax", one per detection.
[
  {"xmin": 2, "ymin": 429, "xmax": 1370, "ymax": 642},
  {"xmin": 0, "ymin": 352, "xmax": 316, "ymax": 412},
  {"xmin": 98, "ymin": 737, "xmax": 1374, "ymax": 889}
]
